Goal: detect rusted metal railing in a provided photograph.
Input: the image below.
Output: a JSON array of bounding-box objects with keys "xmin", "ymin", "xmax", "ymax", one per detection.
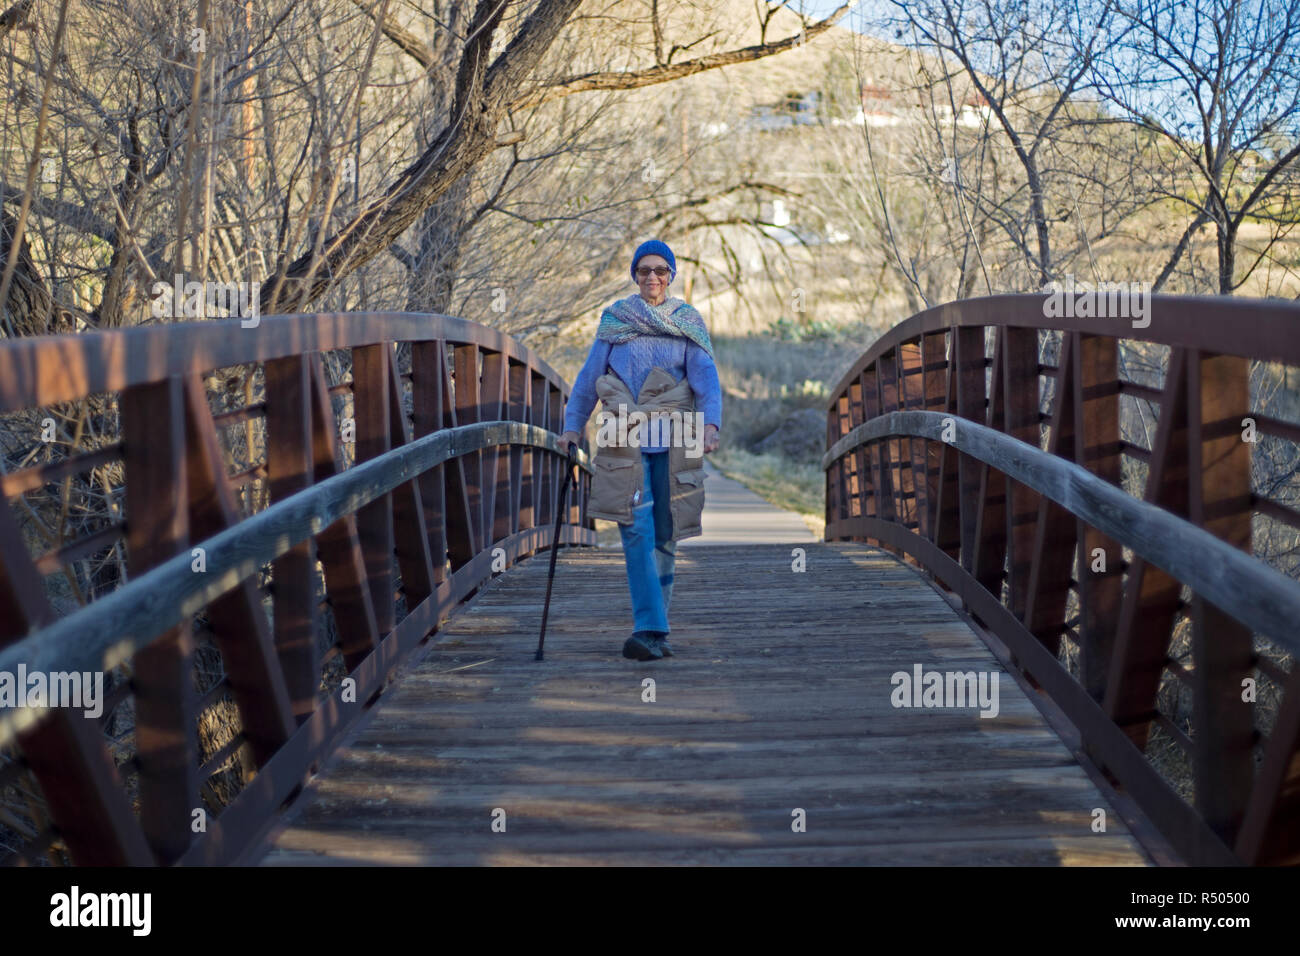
[
  {"xmin": 0, "ymin": 313, "xmax": 595, "ymax": 865},
  {"xmin": 822, "ymin": 294, "xmax": 1300, "ymax": 866}
]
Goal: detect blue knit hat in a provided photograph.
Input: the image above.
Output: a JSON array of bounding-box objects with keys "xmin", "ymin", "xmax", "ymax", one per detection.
[{"xmin": 631, "ymin": 239, "xmax": 676, "ymax": 282}]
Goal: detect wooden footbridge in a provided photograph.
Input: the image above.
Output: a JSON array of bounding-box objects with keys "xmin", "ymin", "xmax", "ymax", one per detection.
[{"xmin": 1, "ymin": 296, "xmax": 1298, "ymax": 866}]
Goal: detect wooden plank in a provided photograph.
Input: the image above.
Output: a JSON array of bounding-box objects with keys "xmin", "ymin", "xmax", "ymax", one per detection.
[{"xmin": 256, "ymin": 543, "xmax": 1149, "ymax": 867}]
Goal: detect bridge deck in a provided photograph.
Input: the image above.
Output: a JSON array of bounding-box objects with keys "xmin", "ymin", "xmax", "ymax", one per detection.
[{"xmin": 255, "ymin": 542, "xmax": 1149, "ymax": 865}]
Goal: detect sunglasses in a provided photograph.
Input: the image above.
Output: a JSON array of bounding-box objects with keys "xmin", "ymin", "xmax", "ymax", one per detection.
[{"xmin": 636, "ymin": 266, "xmax": 671, "ymax": 278}]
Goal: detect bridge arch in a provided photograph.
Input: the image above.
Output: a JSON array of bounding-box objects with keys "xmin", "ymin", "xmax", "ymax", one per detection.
[{"xmin": 823, "ymin": 293, "xmax": 1300, "ymax": 865}]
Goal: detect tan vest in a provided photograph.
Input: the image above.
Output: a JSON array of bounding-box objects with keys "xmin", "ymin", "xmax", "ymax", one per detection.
[{"xmin": 585, "ymin": 366, "xmax": 707, "ymax": 540}]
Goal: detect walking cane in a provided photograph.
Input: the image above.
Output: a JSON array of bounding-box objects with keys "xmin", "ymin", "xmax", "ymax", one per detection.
[{"xmin": 535, "ymin": 442, "xmax": 578, "ymax": 661}]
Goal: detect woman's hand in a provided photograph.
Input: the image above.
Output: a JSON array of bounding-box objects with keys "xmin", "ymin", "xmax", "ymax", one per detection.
[
  {"xmin": 704, "ymin": 424, "xmax": 719, "ymax": 454},
  {"xmin": 559, "ymin": 430, "xmax": 581, "ymax": 453}
]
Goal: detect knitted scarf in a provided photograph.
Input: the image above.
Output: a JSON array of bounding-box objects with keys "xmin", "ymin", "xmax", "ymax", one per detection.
[{"xmin": 595, "ymin": 294, "xmax": 714, "ymax": 359}]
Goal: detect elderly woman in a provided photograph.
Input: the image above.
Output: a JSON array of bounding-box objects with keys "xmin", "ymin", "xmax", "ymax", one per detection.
[{"xmin": 559, "ymin": 239, "xmax": 722, "ymax": 662}]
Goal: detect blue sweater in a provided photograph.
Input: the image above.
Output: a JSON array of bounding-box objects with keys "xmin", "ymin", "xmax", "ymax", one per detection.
[{"xmin": 564, "ymin": 334, "xmax": 722, "ymax": 453}]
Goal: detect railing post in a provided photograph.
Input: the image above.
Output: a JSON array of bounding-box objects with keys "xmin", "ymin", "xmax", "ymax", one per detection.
[
  {"xmin": 898, "ymin": 339, "xmax": 926, "ymax": 544},
  {"xmin": 834, "ymin": 391, "xmax": 852, "ymax": 526},
  {"xmin": 893, "ymin": 345, "xmax": 919, "ymax": 538},
  {"xmin": 877, "ymin": 351, "xmax": 902, "ymax": 556},
  {"xmin": 532, "ymin": 374, "xmax": 552, "ymax": 531},
  {"xmin": 846, "ymin": 375, "xmax": 865, "ymax": 529},
  {"xmin": 265, "ymin": 354, "xmax": 321, "ymax": 725},
  {"xmin": 353, "ymin": 343, "xmax": 396, "ymax": 635},
  {"xmin": 122, "ymin": 375, "xmax": 198, "ymax": 865},
  {"xmin": 1074, "ymin": 333, "xmax": 1123, "ymax": 700},
  {"xmin": 1187, "ymin": 350, "xmax": 1254, "ymax": 845},
  {"xmin": 308, "ymin": 356, "xmax": 381, "ymax": 670},
  {"xmin": 518, "ymin": 363, "xmax": 537, "ymax": 533},
  {"xmin": 387, "ymin": 357, "xmax": 436, "ymax": 607},
  {"xmin": 548, "ymin": 382, "xmax": 563, "ymax": 535},
  {"xmin": 954, "ymin": 326, "xmax": 985, "ymax": 574},
  {"xmin": 972, "ymin": 328, "xmax": 1007, "ymax": 598},
  {"xmin": 921, "ymin": 331, "xmax": 948, "ymax": 542},
  {"xmin": 482, "ymin": 351, "xmax": 512, "ymax": 546},
  {"xmin": 1003, "ymin": 326, "xmax": 1040, "ymax": 621},
  {"xmin": 508, "ymin": 360, "xmax": 529, "ymax": 536},
  {"xmin": 1106, "ymin": 348, "xmax": 1191, "ymax": 752},
  {"xmin": 1023, "ymin": 333, "xmax": 1080, "ymax": 657},
  {"xmin": 411, "ymin": 340, "xmax": 450, "ymax": 583},
  {"xmin": 453, "ymin": 344, "xmax": 484, "ymax": 554}
]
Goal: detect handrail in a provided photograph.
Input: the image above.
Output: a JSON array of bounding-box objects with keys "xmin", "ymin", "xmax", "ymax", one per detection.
[
  {"xmin": 823, "ymin": 409, "xmax": 1300, "ymax": 655},
  {"xmin": 0, "ymin": 311, "xmax": 569, "ymax": 412},
  {"xmin": 828, "ymin": 293, "xmax": 1300, "ymax": 403},
  {"xmin": 0, "ymin": 420, "xmax": 590, "ymax": 749}
]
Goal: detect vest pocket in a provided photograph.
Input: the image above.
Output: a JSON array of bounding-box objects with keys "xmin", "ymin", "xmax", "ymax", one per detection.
[
  {"xmin": 672, "ymin": 468, "xmax": 706, "ymax": 521},
  {"xmin": 589, "ymin": 456, "xmax": 638, "ymax": 516}
]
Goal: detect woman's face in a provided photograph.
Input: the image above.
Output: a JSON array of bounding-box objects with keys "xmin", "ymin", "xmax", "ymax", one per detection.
[{"xmin": 635, "ymin": 254, "xmax": 671, "ymax": 305}]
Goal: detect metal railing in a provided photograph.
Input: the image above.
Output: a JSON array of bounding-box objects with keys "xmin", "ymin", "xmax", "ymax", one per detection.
[
  {"xmin": 823, "ymin": 293, "xmax": 1300, "ymax": 866},
  {"xmin": 0, "ymin": 312, "xmax": 595, "ymax": 865}
]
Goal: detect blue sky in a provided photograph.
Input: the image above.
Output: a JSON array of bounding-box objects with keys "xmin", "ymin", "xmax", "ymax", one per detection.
[{"xmin": 776, "ymin": 0, "xmax": 880, "ymax": 33}]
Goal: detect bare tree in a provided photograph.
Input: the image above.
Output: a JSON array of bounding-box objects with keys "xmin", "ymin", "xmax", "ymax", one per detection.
[{"xmin": 1086, "ymin": 0, "xmax": 1300, "ymax": 294}]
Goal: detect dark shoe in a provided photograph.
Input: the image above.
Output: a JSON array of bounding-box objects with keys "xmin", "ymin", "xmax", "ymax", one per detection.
[
  {"xmin": 652, "ymin": 634, "xmax": 674, "ymax": 657},
  {"xmin": 623, "ymin": 632, "xmax": 663, "ymax": 661}
]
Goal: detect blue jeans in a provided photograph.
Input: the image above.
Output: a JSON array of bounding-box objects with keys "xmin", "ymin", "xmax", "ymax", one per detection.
[{"xmin": 619, "ymin": 450, "xmax": 676, "ymax": 634}]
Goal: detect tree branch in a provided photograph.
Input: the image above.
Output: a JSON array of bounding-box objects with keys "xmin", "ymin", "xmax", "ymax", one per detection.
[{"xmin": 509, "ymin": 1, "xmax": 858, "ymax": 111}]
